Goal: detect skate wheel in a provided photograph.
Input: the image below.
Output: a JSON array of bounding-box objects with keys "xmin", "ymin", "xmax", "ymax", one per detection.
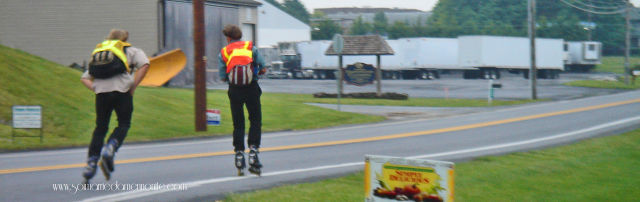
[
  {"xmin": 249, "ymin": 167, "xmax": 261, "ymax": 176},
  {"xmin": 98, "ymin": 160, "xmax": 111, "ymax": 181}
]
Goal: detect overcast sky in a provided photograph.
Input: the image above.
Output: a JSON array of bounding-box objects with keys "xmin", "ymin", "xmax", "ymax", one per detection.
[{"xmin": 284, "ymin": 0, "xmax": 640, "ymax": 13}]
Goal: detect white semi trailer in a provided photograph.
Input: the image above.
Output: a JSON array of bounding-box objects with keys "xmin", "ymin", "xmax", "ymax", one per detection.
[
  {"xmin": 295, "ymin": 40, "xmax": 335, "ymax": 79},
  {"xmin": 296, "ymin": 38, "xmax": 461, "ymax": 80},
  {"xmin": 563, "ymin": 41, "xmax": 602, "ymax": 72},
  {"xmin": 458, "ymin": 35, "xmax": 565, "ymax": 79},
  {"xmin": 380, "ymin": 38, "xmax": 460, "ymax": 79},
  {"xmin": 292, "ymin": 36, "xmax": 579, "ymax": 80}
]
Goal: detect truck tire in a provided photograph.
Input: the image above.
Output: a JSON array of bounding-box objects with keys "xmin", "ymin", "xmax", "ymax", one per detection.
[
  {"xmin": 538, "ymin": 70, "xmax": 548, "ymax": 79},
  {"xmin": 552, "ymin": 70, "xmax": 560, "ymax": 79},
  {"xmin": 419, "ymin": 71, "xmax": 429, "ymax": 80},
  {"xmin": 392, "ymin": 72, "xmax": 399, "ymax": 80}
]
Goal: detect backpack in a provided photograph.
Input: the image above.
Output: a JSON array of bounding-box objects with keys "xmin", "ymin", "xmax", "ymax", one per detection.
[
  {"xmin": 88, "ymin": 41, "xmax": 129, "ymax": 79},
  {"xmin": 228, "ymin": 63, "xmax": 253, "ymax": 86},
  {"xmin": 223, "ymin": 41, "xmax": 255, "ymax": 86}
]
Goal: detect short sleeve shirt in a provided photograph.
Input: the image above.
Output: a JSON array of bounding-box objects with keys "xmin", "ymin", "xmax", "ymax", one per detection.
[{"xmin": 81, "ymin": 46, "xmax": 150, "ymax": 94}]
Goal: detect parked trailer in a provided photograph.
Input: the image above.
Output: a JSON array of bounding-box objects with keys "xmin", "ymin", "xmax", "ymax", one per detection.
[
  {"xmin": 563, "ymin": 41, "xmax": 602, "ymax": 72},
  {"xmin": 296, "ymin": 40, "xmax": 336, "ymax": 79},
  {"xmin": 297, "ymin": 38, "xmax": 461, "ymax": 80},
  {"xmin": 458, "ymin": 35, "xmax": 564, "ymax": 79},
  {"xmin": 297, "ymin": 40, "xmax": 404, "ymax": 80},
  {"xmin": 397, "ymin": 38, "xmax": 461, "ymax": 79}
]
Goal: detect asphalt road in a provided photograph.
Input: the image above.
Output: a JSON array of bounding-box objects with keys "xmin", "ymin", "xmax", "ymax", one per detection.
[{"xmin": 1, "ymin": 90, "xmax": 639, "ymax": 201}]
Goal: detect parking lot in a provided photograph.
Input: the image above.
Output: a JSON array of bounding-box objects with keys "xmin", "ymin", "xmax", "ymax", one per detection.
[{"xmin": 209, "ymin": 72, "xmax": 624, "ymax": 101}]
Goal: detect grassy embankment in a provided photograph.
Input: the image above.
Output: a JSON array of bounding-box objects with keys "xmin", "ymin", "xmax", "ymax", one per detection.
[
  {"xmin": 564, "ymin": 56, "xmax": 640, "ymax": 89},
  {"xmin": 0, "ymin": 45, "xmax": 535, "ymax": 150},
  {"xmin": 225, "ymin": 128, "xmax": 640, "ymax": 202}
]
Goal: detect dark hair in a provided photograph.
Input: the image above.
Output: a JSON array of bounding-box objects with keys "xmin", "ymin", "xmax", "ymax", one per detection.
[{"xmin": 222, "ymin": 24, "xmax": 242, "ymax": 40}]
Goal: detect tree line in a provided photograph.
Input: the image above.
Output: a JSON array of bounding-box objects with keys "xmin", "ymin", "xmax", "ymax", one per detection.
[{"xmin": 268, "ymin": 0, "xmax": 631, "ymax": 55}]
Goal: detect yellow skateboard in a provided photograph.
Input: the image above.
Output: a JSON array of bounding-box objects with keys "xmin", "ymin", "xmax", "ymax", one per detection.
[{"xmin": 140, "ymin": 49, "xmax": 187, "ymax": 87}]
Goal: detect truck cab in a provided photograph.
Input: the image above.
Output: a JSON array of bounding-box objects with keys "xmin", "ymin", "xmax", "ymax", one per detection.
[
  {"xmin": 278, "ymin": 42, "xmax": 312, "ymax": 79},
  {"xmin": 563, "ymin": 41, "xmax": 602, "ymax": 72},
  {"xmin": 265, "ymin": 61, "xmax": 289, "ymax": 79}
]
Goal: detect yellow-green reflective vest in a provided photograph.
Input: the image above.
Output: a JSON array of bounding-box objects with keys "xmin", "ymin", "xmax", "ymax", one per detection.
[{"xmin": 92, "ymin": 40, "xmax": 131, "ymax": 73}]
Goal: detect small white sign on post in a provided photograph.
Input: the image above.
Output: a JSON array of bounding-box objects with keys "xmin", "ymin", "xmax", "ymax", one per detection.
[
  {"xmin": 206, "ymin": 109, "xmax": 221, "ymax": 126},
  {"xmin": 12, "ymin": 105, "xmax": 43, "ymax": 142},
  {"xmin": 365, "ymin": 155, "xmax": 454, "ymax": 202},
  {"xmin": 12, "ymin": 105, "xmax": 42, "ymax": 129}
]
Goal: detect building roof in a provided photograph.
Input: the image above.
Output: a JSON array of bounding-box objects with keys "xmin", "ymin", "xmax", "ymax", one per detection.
[
  {"xmin": 316, "ymin": 7, "xmax": 424, "ymax": 14},
  {"xmin": 207, "ymin": 0, "xmax": 261, "ymax": 7},
  {"xmin": 256, "ymin": 0, "xmax": 310, "ymax": 47},
  {"xmin": 325, "ymin": 35, "xmax": 394, "ymax": 55}
]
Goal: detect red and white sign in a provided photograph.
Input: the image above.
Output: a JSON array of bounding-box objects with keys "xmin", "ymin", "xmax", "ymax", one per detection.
[{"xmin": 206, "ymin": 109, "xmax": 220, "ymax": 126}]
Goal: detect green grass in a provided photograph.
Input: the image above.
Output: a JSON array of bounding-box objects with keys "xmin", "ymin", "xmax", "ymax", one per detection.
[
  {"xmin": 596, "ymin": 56, "xmax": 640, "ymax": 74},
  {"xmin": 564, "ymin": 56, "xmax": 640, "ymax": 90},
  {"xmin": 225, "ymin": 129, "xmax": 640, "ymax": 202}
]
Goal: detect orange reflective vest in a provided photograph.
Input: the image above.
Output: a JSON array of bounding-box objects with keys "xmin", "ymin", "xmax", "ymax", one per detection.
[{"xmin": 221, "ymin": 41, "xmax": 253, "ymax": 74}]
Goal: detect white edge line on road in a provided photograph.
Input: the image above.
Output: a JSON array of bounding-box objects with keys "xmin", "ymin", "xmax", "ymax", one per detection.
[
  {"xmin": 79, "ymin": 115, "xmax": 640, "ymax": 202},
  {"xmin": 78, "ymin": 162, "xmax": 365, "ymax": 202}
]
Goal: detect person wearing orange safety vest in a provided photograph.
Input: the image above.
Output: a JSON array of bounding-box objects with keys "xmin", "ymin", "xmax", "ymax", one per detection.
[
  {"xmin": 218, "ymin": 24, "xmax": 266, "ymax": 176},
  {"xmin": 80, "ymin": 29, "xmax": 149, "ymax": 184}
]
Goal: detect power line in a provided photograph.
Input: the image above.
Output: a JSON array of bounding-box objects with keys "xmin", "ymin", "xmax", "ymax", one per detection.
[
  {"xmin": 585, "ymin": 0, "xmax": 628, "ymax": 7},
  {"xmin": 560, "ymin": 0, "xmax": 628, "ymax": 15},
  {"xmin": 581, "ymin": 0, "xmax": 627, "ymax": 9}
]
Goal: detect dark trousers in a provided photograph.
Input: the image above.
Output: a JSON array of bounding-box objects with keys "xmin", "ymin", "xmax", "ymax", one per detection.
[
  {"xmin": 228, "ymin": 82, "xmax": 262, "ymax": 151},
  {"xmin": 87, "ymin": 91, "xmax": 133, "ymax": 158}
]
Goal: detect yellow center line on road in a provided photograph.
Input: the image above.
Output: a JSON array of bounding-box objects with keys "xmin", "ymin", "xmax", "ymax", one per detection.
[{"xmin": 2, "ymin": 98, "xmax": 640, "ymax": 175}]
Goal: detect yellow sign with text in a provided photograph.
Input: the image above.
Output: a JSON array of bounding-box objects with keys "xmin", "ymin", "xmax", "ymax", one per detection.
[
  {"xmin": 382, "ymin": 163, "xmax": 441, "ymax": 194},
  {"xmin": 365, "ymin": 155, "xmax": 454, "ymax": 202}
]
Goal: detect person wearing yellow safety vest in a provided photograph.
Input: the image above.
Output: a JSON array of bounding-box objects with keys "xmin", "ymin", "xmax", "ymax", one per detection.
[
  {"xmin": 80, "ymin": 29, "xmax": 150, "ymax": 184},
  {"xmin": 218, "ymin": 24, "xmax": 266, "ymax": 176}
]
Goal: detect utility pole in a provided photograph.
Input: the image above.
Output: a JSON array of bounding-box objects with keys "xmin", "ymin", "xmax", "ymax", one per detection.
[
  {"xmin": 337, "ymin": 54, "xmax": 342, "ymax": 111},
  {"xmin": 625, "ymin": 0, "xmax": 631, "ymax": 85},
  {"xmin": 193, "ymin": 0, "xmax": 207, "ymax": 131},
  {"xmin": 587, "ymin": 0, "xmax": 592, "ymax": 41},
  {"xmin": 528, "ymin": 0, "xmax": 537, "ymax": 100},
  {"xmin": 376, "ymin": 55, "xmax": 382, "ymax": 96}
]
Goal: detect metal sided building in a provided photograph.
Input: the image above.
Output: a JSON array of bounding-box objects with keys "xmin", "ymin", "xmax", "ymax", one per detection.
[
  {"xmin": 255, "ymin": 0, "xmax": 310, "ymax": 48},
  {"xmin": 0, "ymin": 0, "xmax": 260, "ymax": 87},
  {"xmin": 162, "ymin": 0, "xmax": 260, "ymax": 86}
]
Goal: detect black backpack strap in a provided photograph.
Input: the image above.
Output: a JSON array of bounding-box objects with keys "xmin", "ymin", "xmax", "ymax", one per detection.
[{"xmin": 122, "ymin": 46, "xmax": 132, "ymax": 74}]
